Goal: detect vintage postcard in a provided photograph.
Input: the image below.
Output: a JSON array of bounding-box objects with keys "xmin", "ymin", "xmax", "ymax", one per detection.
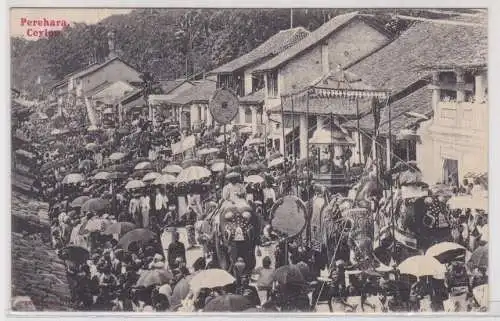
[{"xmin": 10, "ymin": 7, "xmax": 488, "ymax": 313}]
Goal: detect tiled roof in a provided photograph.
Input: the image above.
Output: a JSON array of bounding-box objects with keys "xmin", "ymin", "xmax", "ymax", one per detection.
[
  {"xmin": 159, "ymin": 79, "xmax": 187, "ymax": 94},
  {"xmin": 72, "ymin": 57, "xmax": 139, "ymax": 79},
  {"xmin": 210, "ymin": 27, "xmax": 310, "ymax": 74},
  {"xmin": 254, "ymin": 12, "xmax": 363, "ymax": 72},
  {"xmin": 346, "ymin": 20, "xmax": 487, "ymax": 93},
  {"xmin": 166, "ymin": 80, "xmax": 217, "ymax": 105},
  {"xmin": 239, "ymin": 89, "xmax": 265, "ymax": 104},
  {"xmin": 270, "ymin": 94, "xmax": 373, "ymax": 116},
  {"xmin": 343, "ymin": 85, "xmax": 433, "ymax": 135}
]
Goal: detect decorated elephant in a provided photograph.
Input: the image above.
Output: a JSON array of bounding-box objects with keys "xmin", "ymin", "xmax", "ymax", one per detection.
[
  {"xmin": 373, "ymin": 183, "xmax": 450, "ymax": 264},
  {"xmin": 209, "ymin": 197, "xmax": 262, "ymax": 273},
  {"xmin": 319, "ymin": 198, "xmax": 375, "ymax": 270}
]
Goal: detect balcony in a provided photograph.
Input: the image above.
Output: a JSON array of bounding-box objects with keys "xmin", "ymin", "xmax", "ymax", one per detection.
[{"xmin": 434, "ymin": 100, "xmax": 488, "ymax": 131}]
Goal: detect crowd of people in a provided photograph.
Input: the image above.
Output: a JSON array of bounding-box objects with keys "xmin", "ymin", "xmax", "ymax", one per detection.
[{"xmin": 12, "ymin": 106, "xmax": 489, "ymax": 312}]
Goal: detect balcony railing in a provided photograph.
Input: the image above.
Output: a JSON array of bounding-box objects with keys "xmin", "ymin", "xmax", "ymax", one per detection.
[{"xmin": 434, "ymin": 101, "xmax": 488, "ymax": 131}]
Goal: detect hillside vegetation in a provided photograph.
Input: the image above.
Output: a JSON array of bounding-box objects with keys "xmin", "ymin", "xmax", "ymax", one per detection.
[{"xmin": 11, "ymin": 8, "xmax": 472, "ymax": 97}]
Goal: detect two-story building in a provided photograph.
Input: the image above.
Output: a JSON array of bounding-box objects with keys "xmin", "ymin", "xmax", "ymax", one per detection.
[
  {"xmin": 50, "ymin": 31, "xmax": 143, "ymax": 127},
  {"xmin": 208, "ymin": 26, "xmax": 310, "ymax": 133},
  {"xmin": 341, "ymin": 17, "xmax": 487, "ymax": 184},
  {"xmin": 251, "ymin": 11, "xmax": 393, "ymax": 156}
]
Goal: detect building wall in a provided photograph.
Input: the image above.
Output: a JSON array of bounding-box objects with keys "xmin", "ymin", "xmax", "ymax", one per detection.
[
  {"xmin": 78, "ymin": 60, "xmax": 142, "ymax": 95},
  {"xmin": 279, "ymin": 19, "xmax": 389, "ymax": 95},
  {"xmin": 418, "ymin": 102, "xmax": 488, "ymax": 185},
  {"xmin": 279, "ymin": 45, "xmax": 323, "ymax": 96},
  {"xmin": 326, "ymin": 19, "xmax": 389, "ymax": 70}
]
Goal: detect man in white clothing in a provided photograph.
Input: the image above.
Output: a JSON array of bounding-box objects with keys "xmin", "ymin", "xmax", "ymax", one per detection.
[
  {"xmin": 155, "ymin": 188, "xmax": 168, "ymax": 222},
  {"xmin": 140, "ymin": 193, "xmax": 151, "ymax": 228}
]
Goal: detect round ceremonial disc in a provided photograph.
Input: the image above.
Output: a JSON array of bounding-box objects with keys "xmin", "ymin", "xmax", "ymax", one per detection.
[{"xmin": 209, "ymin": 89, "xmax": 239, "ymax": 125}]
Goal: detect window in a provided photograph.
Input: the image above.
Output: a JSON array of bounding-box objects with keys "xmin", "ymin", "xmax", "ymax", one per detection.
[
  {"xmin": 252, "ymin": 74, "xmax": 265, "ymax": 93},
  {"xmin": 267, "ymin": 71, "xmax": 278, "ymax": 98},
  {"xmin": 440, "ymin": 89, "xmax": 457, "ymax": 102},
  {"xmin": 244, "ymin": 107, "xmax": 252, "ymax": 124},
  {"xmin": 217, "ymin": 74, "xmax": 234, "ymax": 89}
]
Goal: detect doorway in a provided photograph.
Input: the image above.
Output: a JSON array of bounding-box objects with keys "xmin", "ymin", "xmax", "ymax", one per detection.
[{"xmin": 442, "ymin": 158, "xmax": 459, "ymax": 186}]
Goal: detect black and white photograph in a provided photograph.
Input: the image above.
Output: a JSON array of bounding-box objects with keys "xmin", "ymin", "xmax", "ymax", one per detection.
[{"xmin": 10, "ymin": 7, "xmax": 488, "ymax": 313}]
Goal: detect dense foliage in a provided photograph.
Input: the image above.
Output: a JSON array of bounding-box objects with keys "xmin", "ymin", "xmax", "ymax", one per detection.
[{"xmin": 11, "ymin": 8, "xmax": 469, "ymax": 97}]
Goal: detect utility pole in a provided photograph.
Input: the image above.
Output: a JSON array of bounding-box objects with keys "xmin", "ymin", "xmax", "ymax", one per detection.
[{"xmin": 290, "ymin": 8, "xmax": 293, "ymax": 28}]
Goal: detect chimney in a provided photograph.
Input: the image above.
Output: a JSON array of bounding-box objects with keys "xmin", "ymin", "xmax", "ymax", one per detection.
[{"xmin": 107, "ymin": 30, "xmax": 116, "ymax": 59}]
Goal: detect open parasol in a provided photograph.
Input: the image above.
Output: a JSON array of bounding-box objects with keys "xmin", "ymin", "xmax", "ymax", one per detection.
[
  {"xmin": 118, "ymin": 228, "xmax": 157, "ymax": 250},
  {"xmin": 398, "ymin": 255, "xmax": 446, "ymax": 278},
  {"xmin": 142, "ymin": 172, "xmax": 161, "ymax": 182},
  {"xmin": 103, "ymin": 222, "xmax": 137, "ymax": 237},
  {"xmin": 170, "ymin": 275, "xmax": 195, "ymax": 308},
  {"xmin": 134, "ymin": 161, "xmax": 153, "ymax": 171},
  {"xmin": 81, "ymin": 198, "xmax": 110, "ymax": 214},
  {"xmin": 70, "ymin": 196, "xmax": 90, "ymax": 208},
  {"xmin": 62, "ymin": 173, "xmax": 85, "ymax": 185},
  {"xmin": 473, "ymin": 284, "xmax": 488, "ymax": 308},
  {"xmin": 448, "ymin": 195, "xmax": 488, "ymax": 211},
  {"xmin": 203, "ymin": 294, "xmax": 253, "ymax": 312},
  {"xmin": 136, "ymin": 269, "xmax": 173, "ymax": 288},
  {"xmin": 125, "ymin": 180, "xmax": 146, "ymax": 190},
  {"xmin": 268, "ymin": 157, "xmax": 285, "ymax": 168},
  {"xmin": 181, "ymin": 158, "xmax": 202, "ymax": 169},
  {"xmin": 153, "ymin": 174, "xmax": 177, "ymax": 185},
  {"xmin": 467, "ymin": 245, "xmax": 488, "ymax": 270},
  {"xmin": 162, "ymin": 164, "xmax": 182, "ymax": 174},
  {"xmin": 197, "ymin": 147, "xmax": 219, "ymax": 156},
  {"xmin": 244, "ymin": 175, "xmax": 264, "ymax": 184},
  {"xmin": 177, "ymin": 166, "xmax": 211, "ymax": 183},
  {"xmin": 426, "ymin": 242, "xmax": 468, "ymax": 263},
  {"xmin": 93, "ymin": 171, "xmax": 111, "ymax": 181},
  {"xmin": 189, "ymin": 269, "xmax": 236, "ymax": 294},
  {"xmin": 60, "ymin": 245, "xmax": 89, "ymax": 264},
  {"xmin": 273, "ymin": 264, "xmax": 306, "ymax": 286},
  {"xmin": 211, "ymin": 161, "xmax": 228, "ymax": 172},
  {"xmin": 109, "ymin": 152, "xmax": 126, "ymax": 161},
  {"xmin": 85, "ymin": 142, "xmax": 99, "ymax": 151},
  {"xmin": 244, "ymin": 137, "xmax": 264, "ymax": 147}
]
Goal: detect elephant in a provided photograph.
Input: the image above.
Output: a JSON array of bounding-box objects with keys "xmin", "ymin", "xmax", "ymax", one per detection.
[
  {"xmin": 317, "ymin": 196, "xmax": 375, "ymax": 270},
  {"xmin": 209, "ymin": 197, "xmax": 262, "ymax": 274}
]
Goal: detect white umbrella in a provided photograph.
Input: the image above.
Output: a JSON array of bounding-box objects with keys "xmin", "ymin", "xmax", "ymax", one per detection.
[
  {"xmin": 244, "ymin": 137, "xmax": 264, "ymax": 146},
  {"xmin": 135, "ymin": 161, "xmax": 152, "ymax": 171},
  {"xmin": 153, "ymin": 174, "xmax": 177, "ymax": 185},
  {"xmin": 93, "ymin": 171, "xmax": 111, "ymax": 181},
  {"xmin": 189, "ymin": 269, "xmax": 236, "ymax": 294},
  {"xmin": 239, "ymin": 126, "xmax": 253, "ymax": 134},
  {"xmin": 244, "ymin": 175, "xmax": 264, "ymax": 184},
  {"xmin": 426, "ymin": 242, "xmax": 466, "ymax": 258},
  {"xmin": 162, "ymin": 164, "xmax": 182, "ymax": 174},
  {"xmin": 198, "ymin": 147, "xmax": 219, "ymax": 156},
  {"xmin": 448, "ymin": 195, "xmax": 488, "ymax": 211},
  {"xmin": 473, "ymin": 284, "xmax": 488, "ymax": 308},
  {"xmin": 143, "ymin": 172, "xmax": 161, "ymax": 182},
  {"xmin": 398, "ymin": 255, "xmax": 446, "ymax": 278},
  {"xmin": 125, "ymin": 180, "xmax": 146, "ymax": 190},
  {"xmin": 109, "ymin": 152, "xmax": 126, "ymax": 161},
  {"xmin": 268, "ymin": 157, "xmax": 285, "ymax": 168},
  {"xmin": 62, "ymin": 173, "xmax": 85, "ymax": 184},
  {"xmin": 177, "ymin": 166, "xmax": 211, "ymax": 183},
  {"xmin": 211, "ymin": 162, "xmax": 228, "ymax": 172},
  {"xmin": 85, "ymin": 142, "xmax": 99, "ymax": 151}
]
